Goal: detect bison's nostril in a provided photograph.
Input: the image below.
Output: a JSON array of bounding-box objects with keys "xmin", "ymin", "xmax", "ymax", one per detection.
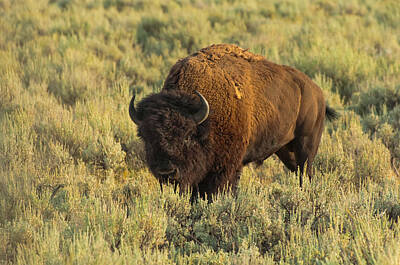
[
  {"xmin": 158, "ymin": 168, "xmax": 177, "ymax": 179},
  {"xmin": 158, "ymin": 168, "xmax": 175, "ymax": 175}
]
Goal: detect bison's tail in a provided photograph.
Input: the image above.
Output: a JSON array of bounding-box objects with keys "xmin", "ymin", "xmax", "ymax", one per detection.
[{"xmin": 325, "ymin": 106, "xmax": 339, "ymax": 121}]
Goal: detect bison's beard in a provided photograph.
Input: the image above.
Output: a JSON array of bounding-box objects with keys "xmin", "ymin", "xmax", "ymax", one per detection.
[{"xmin": 152, "ymin": 145, "xmax": 212, "ymax": 196}]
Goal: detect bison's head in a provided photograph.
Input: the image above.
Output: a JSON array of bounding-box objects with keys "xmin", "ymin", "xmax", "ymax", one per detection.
[{"xmin": 129, "ymin": 90, "xmax": 211, "ymax": 189}]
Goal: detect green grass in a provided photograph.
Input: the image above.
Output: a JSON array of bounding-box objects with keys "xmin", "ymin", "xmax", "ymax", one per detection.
[{"xmin": 1, "ymin": 0, "xmax": 400, "ymax": 264}]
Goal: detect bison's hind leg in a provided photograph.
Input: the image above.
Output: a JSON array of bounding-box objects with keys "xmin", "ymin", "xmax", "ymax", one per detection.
[
  {"xmin": 276, "ymin": 135, "xmax": 322, "ymax": 186},
  {"xmin": 275, "ymin": 143, "xmax": 297, "ymax": 172},
  {"xmin": 275, "ymin": 141, "xmax": 307, "ymax": 186}
]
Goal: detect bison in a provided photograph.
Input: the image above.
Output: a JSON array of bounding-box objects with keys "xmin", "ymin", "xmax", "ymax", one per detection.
[{"xmin": 129, "ymin": 44, "xmax": 337, "ymax": 199}]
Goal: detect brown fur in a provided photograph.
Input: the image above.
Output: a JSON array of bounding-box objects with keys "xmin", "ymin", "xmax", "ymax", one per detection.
[{"xmin": 132, "ymin": 44, "xmax": 337, "ymax": 199}]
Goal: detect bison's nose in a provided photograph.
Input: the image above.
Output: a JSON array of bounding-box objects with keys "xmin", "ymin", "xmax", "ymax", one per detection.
[
  {"xmin": 158, "ymin": 168, "xmax": 176, "ymax": 175},
  {"xmin": 157, "ymin": 168, "xmax": 177, "ymax": 180}
]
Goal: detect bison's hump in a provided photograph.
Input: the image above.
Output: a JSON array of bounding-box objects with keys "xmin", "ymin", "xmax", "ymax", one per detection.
[{"xmin": 195, "ymin": 44, "xmax": 264, "ymax": 63}]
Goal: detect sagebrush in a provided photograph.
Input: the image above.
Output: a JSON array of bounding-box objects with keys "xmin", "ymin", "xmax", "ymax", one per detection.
[{"xmin": 1, "ymin": 0, "xmax": 400, "ymax": 264}]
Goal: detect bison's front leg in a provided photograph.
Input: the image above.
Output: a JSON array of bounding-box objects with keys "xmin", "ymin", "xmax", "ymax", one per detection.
[{"xmin": 193, "ymin": 164, "xmax": 243, "ymax": 201}]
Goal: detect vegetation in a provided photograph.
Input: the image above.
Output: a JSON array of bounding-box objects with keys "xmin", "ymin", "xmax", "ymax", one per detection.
[{"xmin": 1, "ymin": 0, "xmax": 400, "ymax": 264}]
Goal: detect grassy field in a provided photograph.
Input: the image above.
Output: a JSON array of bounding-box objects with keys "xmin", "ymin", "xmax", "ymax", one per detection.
[{"xmin": 1, "ymin": 0, "xmax": 400, "ymax": 264}]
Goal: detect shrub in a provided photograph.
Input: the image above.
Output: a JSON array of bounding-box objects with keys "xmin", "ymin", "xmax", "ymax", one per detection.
[
  {"xmin": 315, "ymin": 112, "xmax": 394, "ymax": 186},
  {"xmin": 1, "ymin": 0, "xmax": 400, "ymax": 263}
]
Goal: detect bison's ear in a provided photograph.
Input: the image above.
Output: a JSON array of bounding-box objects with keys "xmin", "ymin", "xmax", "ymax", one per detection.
[
  {"xmin": 191, "ymin": 91, "xmax": 209, "ymax": 125},
  {"xmin": 196, "ymin": 120, "xmax": 210, "ymax": 142},
  {"xmin": 129, "ymin": 94, "xmax": 142, "ymax": 125}
]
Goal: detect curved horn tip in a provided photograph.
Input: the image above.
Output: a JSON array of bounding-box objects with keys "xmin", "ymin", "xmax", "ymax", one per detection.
[
  {"xmin": 193, "ymin": 90, "xmax": 209, "ymax": 125},
  {"xmin": 129, "ymin": 94, "xmax": 141, "ymax": 125}
]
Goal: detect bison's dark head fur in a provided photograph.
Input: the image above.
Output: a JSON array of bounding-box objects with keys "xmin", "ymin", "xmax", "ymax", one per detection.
[{"xmin": 129, "ymin": 90, "xmax": 212, "ymax": 191}]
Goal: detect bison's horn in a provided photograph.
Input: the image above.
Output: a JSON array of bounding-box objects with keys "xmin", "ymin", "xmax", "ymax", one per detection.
[
  {"xmin": 129, "ymin": 94, "xmax": 141, "ymax": 125},
  {"xmin": 192, "ymin": 91, "xmax": 209, "ymax": 125}
]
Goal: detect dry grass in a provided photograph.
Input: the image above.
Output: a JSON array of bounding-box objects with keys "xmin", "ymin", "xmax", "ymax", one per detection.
[{"xmin": 1, "ymin": 0, "xmax": 399, "ymax": 264}]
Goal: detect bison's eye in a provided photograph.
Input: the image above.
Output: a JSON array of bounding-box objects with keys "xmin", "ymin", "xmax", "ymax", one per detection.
[
  {"xmin": 183, "ymin": 133, "xmax": 193, "ymax": 145},
  {"xmin": 183, "ymin": 138, "xmax": 190, "ymax": 145}
]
